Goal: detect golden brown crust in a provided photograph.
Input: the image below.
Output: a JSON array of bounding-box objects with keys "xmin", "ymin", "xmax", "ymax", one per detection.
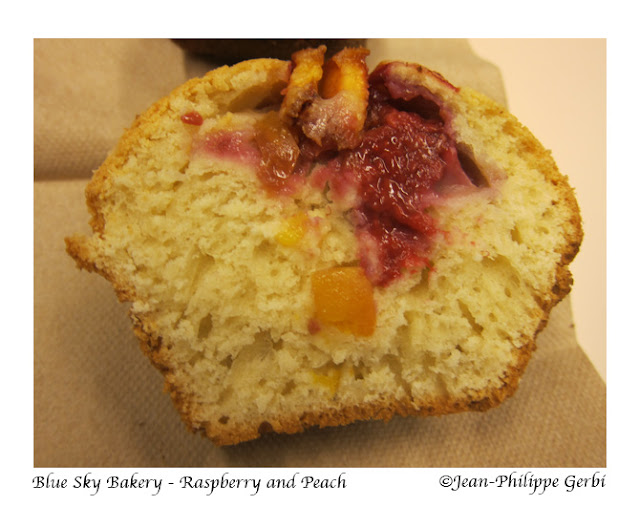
[
  {"xmin": 66, "ymin": 56, "xmax": 582, "ymax": 446},
  {"xmin": 130, "ymin": 304, "xmax": 538, "ymax": 447},
  {"xmin": 82, "ymin": 59, "xmax": 291, "ymax": 235},
  {"xmin": 193, "ymin": 336, "xmax": 536, "ymax": 446}
]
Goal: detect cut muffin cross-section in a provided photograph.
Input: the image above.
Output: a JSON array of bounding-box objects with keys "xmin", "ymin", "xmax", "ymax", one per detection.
[{"xmin": 66, "ymin": 46, "xmax": 582, "ymax": 445}]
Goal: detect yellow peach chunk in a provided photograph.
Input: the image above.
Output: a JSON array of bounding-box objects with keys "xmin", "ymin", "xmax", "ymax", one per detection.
[
  {"xmin": 311, "ymin": 367, "xmax": 341, "ymax": 396},
  {"xmin": 280, "ymin": 46, "xmax": 326, "ymax": 121},
  {"xmin": 320, "ymin": 47, "xmax": 370, "ymax": 102},
  {"xmin": 311, "ymin": 266, "xmax": 376, "ymax": 337},
  {"xmin": 254, "ymin": 111, "xmax": 301, "ymax": 193},
  {"xmin": 297, "ymin": 47, "xmax": 370, "ymax": 150},
  {"xmin": 275, "ymin": 213, "xmax": 309, "ymax": 247}
]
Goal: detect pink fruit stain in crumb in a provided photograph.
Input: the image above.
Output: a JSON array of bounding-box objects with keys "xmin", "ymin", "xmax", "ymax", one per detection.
[{"xmin": 195, "ymin": 130, "xmax": 261, "ymax": 166}]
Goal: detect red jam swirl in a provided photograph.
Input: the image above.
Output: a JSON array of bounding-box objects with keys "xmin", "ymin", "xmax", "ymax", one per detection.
[
  {"xmin": 332, "ymin": 105, "xmax": 451, "ymax": 285},
  {"xmin": 181, "ymin": 111, "xmax": 204, "ymax": 126}
]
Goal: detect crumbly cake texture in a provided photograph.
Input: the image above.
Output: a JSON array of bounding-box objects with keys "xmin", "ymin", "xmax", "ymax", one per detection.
[{"xmin": 66, "ymin": 56, "xmax": 582, "ymax": 446}]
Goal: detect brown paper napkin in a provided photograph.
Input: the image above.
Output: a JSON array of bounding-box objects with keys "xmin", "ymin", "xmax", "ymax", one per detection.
[{"xmin": 33, "ymin": 39, "xmax": 605, "ymax": 467}]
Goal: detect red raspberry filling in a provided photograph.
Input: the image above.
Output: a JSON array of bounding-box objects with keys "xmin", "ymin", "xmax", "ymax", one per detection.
[
  {"xmin": 310, "ymin": 68, "xmax": 475, "ymax": 286},
  {"xmin": 333, "ymin": 105, "xmax": 452, "ymax": 285},
  {"xmin": 190, "ymin": 63, "xmax": 478, "ymax": 287}
]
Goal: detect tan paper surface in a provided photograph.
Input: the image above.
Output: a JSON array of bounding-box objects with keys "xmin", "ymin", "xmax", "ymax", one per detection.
[{"xmin": 33, "ymin": 38, "xmax": 605, "ymax": 467}]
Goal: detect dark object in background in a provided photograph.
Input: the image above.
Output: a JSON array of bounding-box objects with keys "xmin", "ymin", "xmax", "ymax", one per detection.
[{"xmin": 172, "ymin": 39, "xmax": 367, "ymax": 64}]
